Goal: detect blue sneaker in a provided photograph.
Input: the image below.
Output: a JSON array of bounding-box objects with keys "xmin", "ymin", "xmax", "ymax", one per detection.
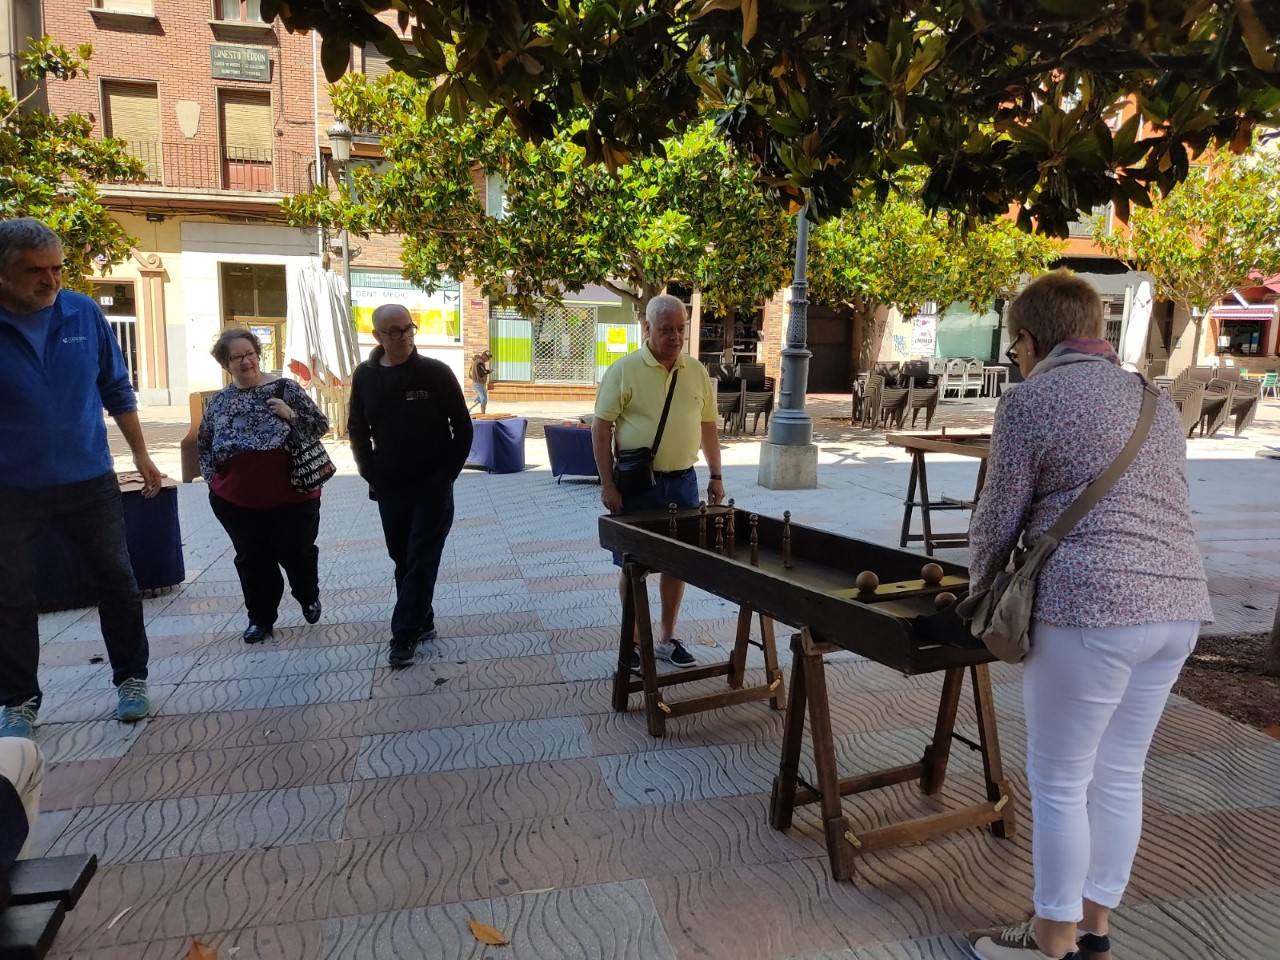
[
  {"xmin": 0, "ymin": 698, "xmax": 38, "ymax": 738},
  {"xmin": 116, "ymin": 678, "xmax": 150, "ymax": 723}
]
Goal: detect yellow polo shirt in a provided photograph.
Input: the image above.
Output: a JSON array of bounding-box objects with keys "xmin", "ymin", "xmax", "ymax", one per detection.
[{"xmin": 595, "ymin": 345, "xmax": 717, "ymax": 472}]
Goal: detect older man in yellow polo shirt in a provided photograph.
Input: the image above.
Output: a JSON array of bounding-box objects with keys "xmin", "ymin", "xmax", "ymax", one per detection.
[{"xmin": 592, "ymin": 293, "xmax": 724, "ymax": 669}]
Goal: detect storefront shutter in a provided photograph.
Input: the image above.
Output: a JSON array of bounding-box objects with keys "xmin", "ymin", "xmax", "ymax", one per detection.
[
  {"xmin": 104, "ymin": 82, "xmax": 160, "ymax": 179},
  {"xmin": 221, "ymin": 92, "xmax": 273, "ymax": 161}
]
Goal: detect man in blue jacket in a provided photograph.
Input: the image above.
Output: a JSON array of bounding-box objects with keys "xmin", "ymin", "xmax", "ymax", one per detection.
[{"xmin": 0, "ymin": 218, "xmax": 162, "ymax": 738}]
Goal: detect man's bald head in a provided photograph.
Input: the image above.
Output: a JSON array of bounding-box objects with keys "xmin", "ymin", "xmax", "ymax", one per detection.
[
  {"xmin": 370, "ymin": 302, "xmax": 417, "ymax": 366},
  {"xmin": 372, "ymin": 303, "xmax": 412, "ymax": 332}
]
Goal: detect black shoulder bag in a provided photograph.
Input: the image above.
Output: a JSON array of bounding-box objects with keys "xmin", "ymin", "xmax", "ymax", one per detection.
[
  {"xmin": 613, "ymin": 370, "xmax": 678, "ymax": 496},
  {"xmin": 275, "ymin": 381, "xmax": 336, "ymax": 493}
]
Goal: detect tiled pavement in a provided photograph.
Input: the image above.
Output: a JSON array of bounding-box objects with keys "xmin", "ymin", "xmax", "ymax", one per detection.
[{"xmin": 26, "ymin": 397, "xmax": 1279, "ymax": 958}]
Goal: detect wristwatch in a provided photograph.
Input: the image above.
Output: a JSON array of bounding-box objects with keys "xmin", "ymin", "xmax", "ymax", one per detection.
[{"xmin": 709, "ymin": 474, "xmax": 723, "ymax": 481}]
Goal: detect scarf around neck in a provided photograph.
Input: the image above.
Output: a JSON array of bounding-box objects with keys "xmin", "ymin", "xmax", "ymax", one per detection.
[{"xmin": 1029, "ymin": 337, "xmax": 1121, "ymax": 378}]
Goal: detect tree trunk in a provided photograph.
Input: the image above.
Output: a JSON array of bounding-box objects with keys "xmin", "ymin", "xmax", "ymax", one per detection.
[
  {"xmin": 1265, "ymin": 595, "xmax": 1280, "ymax": 677},
  {"xmin": 1190, "ymin": 313, "xmax": 1204, "ymax": 366},
  {"xmin": 850, "ymin": 298, "xmax": 877, "ymax": 374},
  {"xmin": 600, "ymin": 279, "xmax": 647, "ymax": 323}
]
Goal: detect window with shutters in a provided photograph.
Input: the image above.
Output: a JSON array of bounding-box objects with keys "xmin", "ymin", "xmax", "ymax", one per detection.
[
  {"xmin": 219, "ymin": 90, "xmax": 273, "ymax": 191},
  {"xmin": 103, "ymin": 81, "xmax": 161, "ymax": 183},
  {"xmin": 94, "ymin": 0, "xmax": 155, "ymax": 14},
  {"xmin": 213, "ymin": 0, "xmax": 263, "ymax": 22},
  {"xmin": 363, "ymin": 47, "xmax": 392, "ymax": 79}
]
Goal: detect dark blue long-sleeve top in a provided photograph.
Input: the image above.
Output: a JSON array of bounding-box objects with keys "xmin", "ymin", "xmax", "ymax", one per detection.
[{"xmin": 0, "ymin": 289, "xmax": 137, "ymax": 488}]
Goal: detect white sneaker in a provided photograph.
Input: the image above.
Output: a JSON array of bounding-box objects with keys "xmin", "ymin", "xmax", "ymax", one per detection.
[{"xmin": 967, "ymin": 919, "xmax": 1078, "ymax": 959}]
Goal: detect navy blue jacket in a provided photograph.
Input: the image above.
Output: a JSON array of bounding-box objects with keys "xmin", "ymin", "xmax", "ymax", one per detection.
[{"xmin": 0, "ymin": 289, "xmax": 136, "ymax": 489}]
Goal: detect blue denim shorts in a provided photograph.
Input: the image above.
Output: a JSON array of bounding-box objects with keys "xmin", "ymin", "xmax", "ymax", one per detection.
[{"xmin": 611, "ymin": 467, "xmax": 699, "ymax": 566}]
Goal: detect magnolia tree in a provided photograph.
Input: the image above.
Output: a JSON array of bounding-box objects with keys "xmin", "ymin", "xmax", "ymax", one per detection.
[
  {"xmin": 1, "ymin": 39, "xmax": 143, "ymax": 284},
  {"xmin": 1095, "ymin": 145, "xmax": 1280, "ymax": 675},
  {"xmin": 286, "ymin": 74, "xmax": 792, "ymax": 316},
  {"xmin": 267, "ymin": 1, "xmax": 1280, "ymax": 230},
  {"xmin": 1097, "ymin": 146, "xmax": 1280, "ymax": 363},
  {"xmin": 808, "ymin": 187, "xmax": 1061, "ymax": 369}
]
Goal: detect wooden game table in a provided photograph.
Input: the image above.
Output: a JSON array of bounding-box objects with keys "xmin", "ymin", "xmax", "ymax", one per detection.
[
  {"xmin": 599, "ymin": 507, "xmax": 1016, "ymax": 882},
  {"xmin": 886, "ymin": 431, "xmax": 991, "ymax": 553}
]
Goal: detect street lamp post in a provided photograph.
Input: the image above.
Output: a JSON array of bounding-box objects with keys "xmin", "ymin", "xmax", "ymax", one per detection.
[
  {"xmin": 758, "ymin": 203, "xmax": 819, "ymax": 489},
  {"xmin": 326, "ymin": 120, "xmax": 354, "ymax": 323}
]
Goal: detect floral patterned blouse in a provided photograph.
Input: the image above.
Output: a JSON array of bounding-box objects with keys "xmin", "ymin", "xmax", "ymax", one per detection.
[
  {"xmin": 196, "ymin": 377, "xmax": 329, "ymax": 483},
  {"xmin": 968, "ymin": 354, "xmax": 1212, "ymax": 628}
]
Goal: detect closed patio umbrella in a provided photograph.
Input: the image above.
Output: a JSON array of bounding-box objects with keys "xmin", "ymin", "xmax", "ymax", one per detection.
[{"xmin": 285, "ymin": 258, "xmax": 359, "ymax": 434}]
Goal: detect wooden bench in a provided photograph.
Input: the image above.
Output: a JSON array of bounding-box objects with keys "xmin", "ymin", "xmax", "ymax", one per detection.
[{"xmin": 0, "ymin": 855, "xmax": 97, "ymax": 960}]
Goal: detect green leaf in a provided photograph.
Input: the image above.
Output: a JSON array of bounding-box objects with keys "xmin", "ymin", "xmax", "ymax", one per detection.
[{"xmin": 320, "ymin": 34, "xmax": 351, "ymax": 82}]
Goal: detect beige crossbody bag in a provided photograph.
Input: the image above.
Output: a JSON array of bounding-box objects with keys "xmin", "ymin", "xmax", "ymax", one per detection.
[{"xmin": 960, "ymin": 382, "xmax": 1160, "ymax": 663}]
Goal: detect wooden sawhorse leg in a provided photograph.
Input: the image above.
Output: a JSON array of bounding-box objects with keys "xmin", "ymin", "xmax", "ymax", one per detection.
[
  {"xmin": 611, "ymin": 562, "xmax": 785, "ymax": 737},
  {"xmin": 898, "ymin": 451, "xmax": 922, "ymax": 549},
  {"xmin": 769, "ymin": 631, "xmax": 1017, "ymax": 881}
]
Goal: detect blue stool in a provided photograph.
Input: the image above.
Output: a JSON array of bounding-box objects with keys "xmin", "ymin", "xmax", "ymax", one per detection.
[{"xmin": 37, "ymin": 474, "xmax": 185, "ymax": 612}]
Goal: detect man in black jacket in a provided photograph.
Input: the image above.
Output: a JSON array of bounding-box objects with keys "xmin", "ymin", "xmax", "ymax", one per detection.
[{"xmin": 348, "ymin": 304, "xmax": 474, "ymax": 667}]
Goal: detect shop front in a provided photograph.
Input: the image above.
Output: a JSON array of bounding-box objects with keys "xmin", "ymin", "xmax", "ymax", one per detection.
[
  {"xmin": 488, "ymin": 285, "xmax": 640, "ymax": 395},
  {"xmin": 349, "ymin": 268, "xmax": 464, "ymax": 384},
  {"xmin": 1211, "ymin": 304, "xmax": 1278, "ymax": 364}
]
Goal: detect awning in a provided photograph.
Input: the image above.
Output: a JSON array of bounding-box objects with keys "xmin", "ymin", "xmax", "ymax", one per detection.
[{"xmin": 1209, "ymin": 305, "xmax": 1276, "ymax": 322}]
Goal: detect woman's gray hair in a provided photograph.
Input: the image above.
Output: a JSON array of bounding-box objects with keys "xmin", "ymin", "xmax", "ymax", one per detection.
[
  {"xmin": 1007, "ymin": 269, "xmax": 1103, "ymax": 354},
  {"xmin": 0, "ymin": 218, "xmax": 62, "ymax": 272},
  {"xmin": 211, "ymin": 327, "xmax": 262, "ymax": 368},
  {"xmin": 645, "ymin": 293, "xmax": 687, "ymax": 327}
]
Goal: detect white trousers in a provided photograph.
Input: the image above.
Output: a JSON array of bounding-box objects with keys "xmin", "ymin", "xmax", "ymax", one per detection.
[
  {"xmin": 0, "ymin": 736, "xmax": 45, "ymax": 859},
  {"xmin": 1023, "ymin": 620, "xmax": 1198, "ymax": 922}
]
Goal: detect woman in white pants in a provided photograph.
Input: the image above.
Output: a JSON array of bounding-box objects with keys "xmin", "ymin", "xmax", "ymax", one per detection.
[{"xmin": 965, "ymin": 272, "xmax": 1211, "ymax": 960}]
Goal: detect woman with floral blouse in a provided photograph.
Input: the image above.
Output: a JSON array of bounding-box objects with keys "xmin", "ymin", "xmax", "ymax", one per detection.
[
  {"xmin": 965, "ymin": 272, "xmax": 1211, "ymax": 960},
  {"xmin": 198, "ymin": 328, "xmax": 330, "ymax": 644}
]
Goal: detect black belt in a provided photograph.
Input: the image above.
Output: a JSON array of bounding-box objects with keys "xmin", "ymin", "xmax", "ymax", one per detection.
[{"xmin": 653, "ymin": 467, "xmax": 693, "ymax": 478}]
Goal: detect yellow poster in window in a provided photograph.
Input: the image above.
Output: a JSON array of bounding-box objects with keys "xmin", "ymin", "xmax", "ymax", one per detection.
[{"xmin": 605, "ymin": 325, "xmax": 628, "ymax": 353}]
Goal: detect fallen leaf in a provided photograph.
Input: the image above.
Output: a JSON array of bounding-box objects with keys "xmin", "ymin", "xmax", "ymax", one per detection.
[
  {"xmin": 699, "ymin": 638, "xmax": 719, "ymax": 647},
  {"xmin": 188, "ymin": 941, "xmax": 217, "ymax": 960},
  {"xmin": 468, "ymin": 918, "xmax": 509, "ymax": 946},
  {"xmin": 105, "ymin": 906, "xmax": 132, "ymax": 930}
]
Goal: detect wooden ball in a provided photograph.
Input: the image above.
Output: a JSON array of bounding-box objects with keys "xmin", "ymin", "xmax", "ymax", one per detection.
[
  {"xmin": 934, "ymin": 591, "xmax": 957, "ymax": 610},
  {"xmin": 921, "ymin": 562, "xmax": 945, "ymax": 585},
  {"xmin": 855, "ymin": 571, "xmax": 879, "ymax": 594}
]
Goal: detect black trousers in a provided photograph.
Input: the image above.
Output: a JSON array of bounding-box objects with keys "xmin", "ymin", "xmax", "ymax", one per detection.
[
  {"xmin": 209, "ymin": 493, "xmax": 321, "ymax": 629},
  {"xmin": 0, "ymin": 472, "xmax": 148, "ymax": 709},
  {"xmin": 376, "ymin": 480, "xmax": 455, "ymax": 645}
]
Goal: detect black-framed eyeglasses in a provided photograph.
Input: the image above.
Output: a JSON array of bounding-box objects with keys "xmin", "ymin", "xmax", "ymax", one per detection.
[
  {"xmin": 227, "ymin": 351, "xmax": 258, "ymax": 365},
  {"xmin": 1005, "ymin": 329, "xmax": 1036, "ymax": 365},
  {"xmin": 378, "ymin": 322, "xmax": 417, "ymax": 341}
]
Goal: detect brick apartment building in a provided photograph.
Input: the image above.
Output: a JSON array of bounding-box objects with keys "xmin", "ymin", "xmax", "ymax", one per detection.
[
  {"xmin": 16, "ymin": 3, "xmax": 1260, "ymax": 407},
  {"xmin": 13, "ymin": 1, "xmax": 787, "ymax": 407}
]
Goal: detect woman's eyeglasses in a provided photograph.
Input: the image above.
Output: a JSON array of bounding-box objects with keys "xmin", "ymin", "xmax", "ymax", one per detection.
[
  {"xmin": 228, "ymin": 352, "xmax": 258, "ymax": 364},
  {"xmin": 378, "ymin": 322, "xmax": 417, "ymax": 341},
  {"xmin": 1005, "ymin": 329, "xmax": 1036, "ymax": 365}
]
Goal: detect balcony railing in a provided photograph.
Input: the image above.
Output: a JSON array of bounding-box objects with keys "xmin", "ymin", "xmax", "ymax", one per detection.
[
  {"xmin": 1067, "ymin": 203, "xmax": 1113, "ymax": 238},
  {"xmin": 110, "ymin": 140, "xmax": 316, "ymax": 195}
]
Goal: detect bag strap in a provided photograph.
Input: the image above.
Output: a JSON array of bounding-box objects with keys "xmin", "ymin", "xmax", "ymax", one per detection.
[
  {"xmin": 1045, "ymin": 381, "xmax": 1160, "ymax": 543},
  {"xmin": 651, "ymin": 369, "xmax": 679, "ymax": 456}
]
